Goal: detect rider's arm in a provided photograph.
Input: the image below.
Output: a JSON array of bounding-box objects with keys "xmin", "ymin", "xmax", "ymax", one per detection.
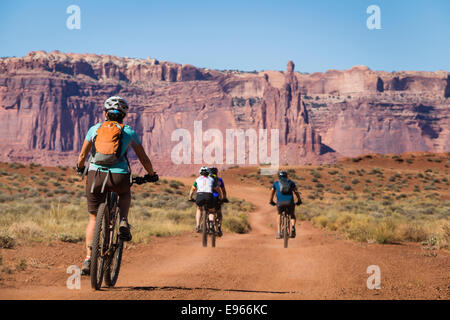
[
  {"xmin": 214, "ymin": 186, "xmax": 223, "ymax": 200},
  {"xmin": 77, "ymin": 139, "xmax": 92, "ymax": 168},
  {"xmin": 221, "ymin": 186, "xmax": 227, "ymax": 199},
  {"xmin": 269, "ymin": 188, "xmax": 276, "ymax": 202},
  {"xmin": 189, "ymin": 185, "xmax": 196, "ymax": 200},
  {"xmin": 293, "ymin": 187, "xmax": 302, "ymax": 202},
  {"xmin": 131, "ymin": 140, "xmax": 155, "ymax": 175}
]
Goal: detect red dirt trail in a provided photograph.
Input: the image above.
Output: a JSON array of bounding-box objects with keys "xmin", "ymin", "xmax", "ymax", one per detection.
[{"xmin": 0, "ymin": 184, "xmax": 448, "ymax": 300}]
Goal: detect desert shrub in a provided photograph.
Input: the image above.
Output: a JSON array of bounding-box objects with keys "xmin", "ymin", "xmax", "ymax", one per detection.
[
  {"xmin": 163, "ymin": 188, "xmax": 174, "ymax": 194},
  {"xmin": 0, "ymin": 234, "xmax": 16, "ymax": 249},
  {"xmin": 16, "ymin": 259, "xmax": 27, "ymax": 271},
  {"xmin": 58, "ymin": 233, "xmax": 84, "ymax": 243},
  {"xmin": 400, "ymin": 224, "xmax": 428, "ymax": 242},
  {"xmin": 347, "ymin": 218, "xmax": 373, "ymax": 242},
  {"xmin": 169, "ymin": 181, "xmax": 181, "ymax": 189},
  {"xmin": 312, "ymin": 215, "xmax": 329, "ymax": 228},
  {"xmin": 9, "ymin": 221, "xmax": 44, "ymax": 241},
  {"xmin": 29, "ymin": 162, "xmax": 40, "ymax": 169},
  {"xmin": 369, "ymin": 168, "xmax": 383, "ymax": 175},
  {"xmin": 9, "ymin": 162, "xmax": 25, "ymax": 169},
  {"xmin": 309, "ymin": 170, "xmax": 321, "ymax": 179},
  {"xmin": 223, "ymin": 215, "xmax": 251, "ymax": 234},
  {"xmin": 374, "ymin": 219, "xmax": 398, "ymax": 244}
]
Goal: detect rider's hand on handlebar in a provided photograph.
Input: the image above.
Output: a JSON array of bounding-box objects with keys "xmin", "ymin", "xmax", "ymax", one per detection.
[
  {"xmin": 76, "ymin": 165, "xmax": 85, "ymax": 176},
  {"xmin": 269, "ymin": 200, "xmax": 276, "ymax": 206},
  {"xmin": 144, "ymin": 173, "xmax": 159, "ymax": 182}
]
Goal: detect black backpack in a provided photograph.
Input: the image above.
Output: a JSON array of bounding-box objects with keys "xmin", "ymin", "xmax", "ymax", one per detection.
[{"xmin": 278, "ymin": 179, "xmax": 292, "ymax": 195}]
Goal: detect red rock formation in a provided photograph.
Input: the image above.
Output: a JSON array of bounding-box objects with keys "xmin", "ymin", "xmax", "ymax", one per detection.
[{"xmin": 0, "ymin": 51, "xmax": 448, "ymax": 175}]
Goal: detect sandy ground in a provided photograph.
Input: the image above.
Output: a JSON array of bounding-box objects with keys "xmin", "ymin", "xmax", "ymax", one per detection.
[{"xmin": 0, "ymin": 184, "xmax": 449, "ymax": 300}]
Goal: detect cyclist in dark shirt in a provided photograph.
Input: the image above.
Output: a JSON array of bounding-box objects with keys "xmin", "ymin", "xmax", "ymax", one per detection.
[{"xmin": 269, "ymin": 171, "xmax": 302, "ymax": 239}]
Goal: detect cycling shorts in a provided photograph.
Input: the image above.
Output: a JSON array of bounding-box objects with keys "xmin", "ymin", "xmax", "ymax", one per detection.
[
  {"xmin": 196, "ymin": 192, "xmax": 214, "ymax": 209},
  {"xmin": 276, "ymin": 200, "xmax": 295, "ymax": 217}
]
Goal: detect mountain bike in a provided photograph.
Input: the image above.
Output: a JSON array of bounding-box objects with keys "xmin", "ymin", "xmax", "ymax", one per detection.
[
  {"xmin": 89, "ymin": 173, "xmax": 158, "ymax": 290},
  {"xmin": 279, "ymin": 206, "xmax": 291, "ymax": 248},
  {"xmin": 270, "ymin": 201, "xmax": 299, "ymax": 248},
  {"xmin": 190, "ymin": 198, "xmax": 219, "ymax": 248}
]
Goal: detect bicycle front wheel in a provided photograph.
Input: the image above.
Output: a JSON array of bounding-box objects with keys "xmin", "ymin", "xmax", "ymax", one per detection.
[
  {"xmin": 91, "ymin": 202, "xmax": 109, "ymax": 290},
  {"xmin": 104, "ymin": 207, "xmax": 124, "ymax": 287}
]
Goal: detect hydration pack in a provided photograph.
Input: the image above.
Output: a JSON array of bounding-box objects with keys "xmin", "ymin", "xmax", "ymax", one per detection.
[
  {"xmin": 279, "ymin": 179, "xmax": 292, "ymax": 195},
  {"xmin": 91, "ymin": 121, "xmax": 124, "ymax": 166}
]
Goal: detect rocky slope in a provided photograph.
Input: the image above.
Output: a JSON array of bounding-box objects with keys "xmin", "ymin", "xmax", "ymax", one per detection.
[{"xmin": 0, "ymin": 51, "xmax": 448, "ymax": 175}]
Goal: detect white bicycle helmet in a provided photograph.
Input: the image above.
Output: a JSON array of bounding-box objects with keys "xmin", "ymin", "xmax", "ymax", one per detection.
[
  {"xmin": 199, "ymin": 166, "xmax": 209, "ymax": 175},
  {"xmin": 104, "ymin": 96, "xmax": 129, "ymax": 115}
]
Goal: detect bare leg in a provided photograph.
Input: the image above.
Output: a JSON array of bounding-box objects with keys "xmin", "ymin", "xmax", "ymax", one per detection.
[
  {"xmin": 277, "ymin": 214, "xmax": 281, "ymax": 233},
  {"xmin": 85, "ymin": 213, "xmax": 96, "ymax": 258},
  {"xmin": 196, "ymin": 206, "xmax": 202, "ymax": 227},
  {"xmin": 216, "ymin": 207, "xmax": 222, "ymax": 228},
  {"xmin": 208, "ymin": 210, "xmax": 215, "ymax": 222},
  {"xmin": 118, "ymin": 192, "xmax": 131, "ymax": 221}
]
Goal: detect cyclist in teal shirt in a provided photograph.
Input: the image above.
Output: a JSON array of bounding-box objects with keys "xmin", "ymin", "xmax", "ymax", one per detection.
[
  {"xmin": 269, "ymin": 171, "xmax": 302, "ymax": 239},
  {"xmin": 77, "ymin": 96, "xmax": 156, "ymax": 275}
]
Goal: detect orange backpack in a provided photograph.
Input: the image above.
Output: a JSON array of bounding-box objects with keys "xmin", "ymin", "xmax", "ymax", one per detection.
[{"xmin": 92, "ymin": 121, "xmax": 125, "ymax": 166}]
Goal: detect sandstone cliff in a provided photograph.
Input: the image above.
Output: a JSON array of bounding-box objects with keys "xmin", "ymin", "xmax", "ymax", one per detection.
[{"xmin": 0, "ymin": 51, "xmax": 448, "ymax": 175}]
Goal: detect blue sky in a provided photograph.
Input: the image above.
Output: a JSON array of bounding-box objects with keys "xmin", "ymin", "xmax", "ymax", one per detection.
[{"xmin": 0, "ymin": 0, "xmax": 449, "ymax": 72}]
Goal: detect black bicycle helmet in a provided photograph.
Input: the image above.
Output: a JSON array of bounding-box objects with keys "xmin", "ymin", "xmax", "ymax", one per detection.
[
  {"xmin": 209, "ymin": 166, "xmax": 218, "ymax": 175},
  {"xmin": 278, "ymin": 171, "xmax": 288, "ymax": 179}
]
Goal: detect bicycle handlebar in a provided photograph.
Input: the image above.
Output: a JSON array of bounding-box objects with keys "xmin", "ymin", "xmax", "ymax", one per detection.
[{"xmin": 132, "ymin": 173, "xmax": 159, "ymax": 185}]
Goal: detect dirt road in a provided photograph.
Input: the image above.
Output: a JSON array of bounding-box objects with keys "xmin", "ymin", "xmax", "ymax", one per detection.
[{"xmin": 0, "ymin": 184, "xmax": 448, "ymax": 299}]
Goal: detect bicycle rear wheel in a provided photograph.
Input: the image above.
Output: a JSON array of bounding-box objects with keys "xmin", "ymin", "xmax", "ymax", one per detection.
[
  {"xmin": 91, "ymin": 202, "xmax": 109, "ymax": 290},
  {"xmin": 283, "ymin": 214, "xmax": 289, "ymax": 248},
  {"xmin": 104, "ymin": 207, "xmax": 124, "ymax": 287},
  {"xmin": 211, "ymin": 213, "xmax": 216, "ymax": 248},
  {"xmin": 202, "ymin": 207, "xmax": 208, "ymax": 247}
]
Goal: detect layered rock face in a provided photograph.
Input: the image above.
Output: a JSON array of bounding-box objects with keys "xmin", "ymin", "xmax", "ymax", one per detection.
[{"xmin": 0, "ymin": 51, "xmax": 448, "ymax": 175}]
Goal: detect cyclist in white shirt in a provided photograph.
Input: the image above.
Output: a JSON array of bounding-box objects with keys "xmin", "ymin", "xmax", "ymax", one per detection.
[{"xmin": 189, "ymin": 166, "xmax": 223, "ymax": 232}]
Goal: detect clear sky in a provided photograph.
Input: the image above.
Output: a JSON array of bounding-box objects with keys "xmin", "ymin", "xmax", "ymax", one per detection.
[{"xmin": 0, "ymin": 0, "xmax": 449, "ymax": 73}]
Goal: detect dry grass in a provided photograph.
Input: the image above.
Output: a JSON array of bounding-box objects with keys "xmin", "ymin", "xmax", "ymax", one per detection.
[{"xmin": 0, "ymin": 163, "xmax": 254, "ymax": 246}]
